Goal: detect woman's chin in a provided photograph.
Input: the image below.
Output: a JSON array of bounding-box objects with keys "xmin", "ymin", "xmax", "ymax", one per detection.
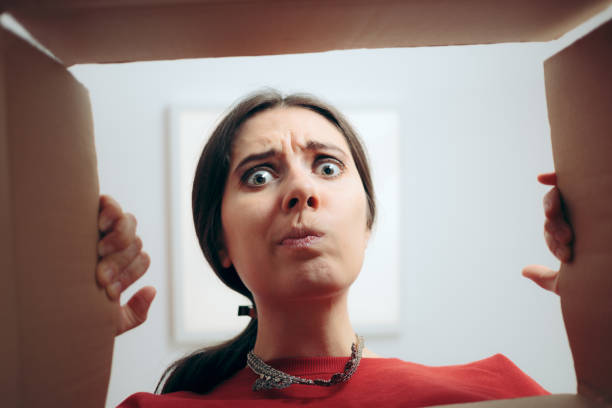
[{"xmin": 281, "ymin": 265, "xmax": 356, "ymax": 300}]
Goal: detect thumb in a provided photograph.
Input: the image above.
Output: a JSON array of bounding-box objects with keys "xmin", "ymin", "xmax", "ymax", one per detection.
[
  {"xmin": 116, "ymin": 286, "xmax": 157, "ymax": 336},
  {"xmin": 522, "ymin": 265, "xmax": 560, "ymax": 295}
]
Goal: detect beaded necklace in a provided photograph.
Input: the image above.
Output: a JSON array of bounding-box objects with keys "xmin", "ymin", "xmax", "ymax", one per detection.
[{"xmin": 246, "ymin": 335, "xmax": 364, "ymax": 391}]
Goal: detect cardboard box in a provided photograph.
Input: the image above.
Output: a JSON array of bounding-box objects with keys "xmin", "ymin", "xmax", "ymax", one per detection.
[
  {"xmin": 1, "ymin": 1, "xmax": 611, "ymax": 407},
  {"xmin": 0, "ymin": 18, "xmax": 115, "ymax": 408}
]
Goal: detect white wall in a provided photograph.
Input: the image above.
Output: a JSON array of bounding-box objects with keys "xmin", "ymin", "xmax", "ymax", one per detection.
[{"xmin": 67, "ymin": 13, "xmax": 610, "ymax": 404}]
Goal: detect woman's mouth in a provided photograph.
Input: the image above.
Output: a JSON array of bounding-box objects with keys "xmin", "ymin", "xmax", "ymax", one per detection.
[
  {"xmin": 280, "ymin": 235, "xmax": 322, "ymax": 248},
  {"xmin": 278, "ymin": 227, "xmax": 324, "ymax": 248}
]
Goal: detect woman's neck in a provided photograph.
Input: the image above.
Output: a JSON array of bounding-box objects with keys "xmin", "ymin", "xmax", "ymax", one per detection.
[{"xmin": 251, "ymin": 291, "xmax": 357, "ymax": 361}]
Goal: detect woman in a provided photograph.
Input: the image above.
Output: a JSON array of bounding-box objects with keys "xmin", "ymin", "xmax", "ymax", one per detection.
[{"xmin": 95, "ymin": 90, "xmax": 573, "ymax": 407}]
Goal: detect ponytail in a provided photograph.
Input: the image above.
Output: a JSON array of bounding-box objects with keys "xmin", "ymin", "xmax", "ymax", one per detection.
[{"xmin": 156, "ymin": 318, "xmax": 257, "ymax": 394}]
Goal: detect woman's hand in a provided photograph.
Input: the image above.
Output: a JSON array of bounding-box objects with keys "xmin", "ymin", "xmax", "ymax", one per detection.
[
  {"xmin": 96, "ymin": 195, "xmax": 156, "ymax": 336},
  {"xmin": 522, "ymin": 172, "xmax": 574, "ymax": 295}
]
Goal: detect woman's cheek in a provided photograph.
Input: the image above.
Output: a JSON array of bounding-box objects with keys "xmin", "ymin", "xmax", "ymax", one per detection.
[
  {"xmin": 228, "ymin": 193, "xmax": 275, "ymax": 253},
  {"xmin": 341, "ymin": 179, "xmax": 368, "ymax": 224}
]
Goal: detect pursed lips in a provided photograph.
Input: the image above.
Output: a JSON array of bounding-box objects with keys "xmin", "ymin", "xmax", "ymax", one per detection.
[{"xmin": 278, "ymin": 227, "xmax": 324, "ymax": 248}]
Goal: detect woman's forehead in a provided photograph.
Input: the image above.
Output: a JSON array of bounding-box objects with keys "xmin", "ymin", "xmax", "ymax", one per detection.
[{"xmin": 231, "ymin": 107, "xmax": 350, "ymax": 160}]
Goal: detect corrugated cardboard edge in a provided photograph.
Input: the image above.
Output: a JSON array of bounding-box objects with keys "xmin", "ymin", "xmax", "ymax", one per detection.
[
  {"xmin": 544, "ymin": 17, "xmax": 612, "ymax": 405},
  {"xmin": 0, "ymin": 23, "xmax": 19, "ymax": 408},
  {"xmin": 0, "ymin": 26, "xmax": 115, "ymax": 407},
  {"xmin": 6, "ymin": 0, "xmax": 612, "ymax": 66}
]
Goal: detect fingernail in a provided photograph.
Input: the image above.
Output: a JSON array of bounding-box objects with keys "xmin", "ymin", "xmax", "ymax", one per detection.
[{"xmin": 108, "ymin": 281, "xmax": 122, "ymax": 298}]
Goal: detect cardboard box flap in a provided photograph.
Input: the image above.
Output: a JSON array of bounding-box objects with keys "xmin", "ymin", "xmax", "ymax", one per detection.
[
  {"xmin": 0, "ymin": 25, "xmax": 114, "ymax": 407},
  {"xmin": 544, "ymin": 18, "xmax": 612, "ymax": 402},
  {"xmin": 7, "ymin": 0, "xmax": 612, "ymax": 66},
  {"xmin": 436, "ymin": 394, "xmax": 608, "ymax": 408}
]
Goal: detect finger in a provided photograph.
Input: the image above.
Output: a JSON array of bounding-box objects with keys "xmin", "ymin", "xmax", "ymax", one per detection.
[
  {"xmin": 522, "ymin": 265, "xmax": 560, "ymax": 295},
  {"xmin": 556, "ymin": 246, "xmax": 572, "ymax": 263},
  {"xmin": 543, "ymin": 187, "xmax": 563, "ymax": 219},
  {"xmin": 107, "ymin": 252, "xmax": 151, "ymax": 300},
  {"xmin": 98, "ymin": 213, "xmax": 137, "ymax": 257},
  {"xmin": 544, "ymin": 228, "xmax": 572, "ymax": 263},
  {"xmin": 544, "ymin": 218, "xmax": 574, "ymax": 245},
  {"xmin": 537, "ymin": 172, "xmax": 557, "ymax": 186},
  {"xmin": 116, "ymin": 286, "xmax": 157, "ymax": 336},
  {"xmin": 96, "ymin": 236, "xmax": 143, "ymax": 287},
  {"xmin": 544, "ymin": 232, "xmax": 572, "ymax": 264},
  {"xmin": 99, "ymin": 195, "xmax": 123, "ymax": 233},
  {"xmin": 544, "ymin": 229, "xmax": 557, "ymax": 256}
]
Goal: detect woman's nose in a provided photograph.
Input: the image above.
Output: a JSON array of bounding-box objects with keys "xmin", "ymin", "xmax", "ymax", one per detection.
[{"xmin": 281, "ymin": 170, "xmax": 319, "ymax": 213}]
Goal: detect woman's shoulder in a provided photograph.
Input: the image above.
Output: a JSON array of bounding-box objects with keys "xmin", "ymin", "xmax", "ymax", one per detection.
[
  {"xmin": 362, "ymin": 352, "xmax": 529, "ymax": 369},
  {"xmin": 360, "ymin": 353, "xmax": 549, "ymax": 396},
  {"xmin": 360, "ymin": 353, "xmax": 536, "ymax": 375}
]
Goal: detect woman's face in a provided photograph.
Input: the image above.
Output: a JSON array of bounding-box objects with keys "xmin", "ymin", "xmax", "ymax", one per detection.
[{"xmin": 220, "ymin": 107, "xmax": 370, "ymax": 302}]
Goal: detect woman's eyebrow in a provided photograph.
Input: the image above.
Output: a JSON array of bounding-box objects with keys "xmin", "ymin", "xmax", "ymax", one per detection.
[
  {"xmin": 233, "ymin": 141, "xmax": 348, "ymax": 174},
  {"xmin": 234, "ymin": 149, "xmax": 277, "ymax": 174},
  {"xmin": 305, "ymin": 141, "xmax": 348, "ymax": 159}
]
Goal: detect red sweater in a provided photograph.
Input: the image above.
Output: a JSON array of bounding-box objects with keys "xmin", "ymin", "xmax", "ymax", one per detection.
[{"xmin": 119, "ymin": 354, "xmax": 549, "ymax": 407}]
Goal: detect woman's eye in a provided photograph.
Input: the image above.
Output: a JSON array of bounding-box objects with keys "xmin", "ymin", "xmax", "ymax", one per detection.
[
  {"xmin": 315, "ymin": 161, "xmax": 342, "ymax": 178},
  {"xmin": 245, "ymin": 169, "xmax": 273, "ymax": 186}
]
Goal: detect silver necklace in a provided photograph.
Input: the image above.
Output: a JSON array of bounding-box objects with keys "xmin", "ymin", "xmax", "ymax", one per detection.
[{"xmin": 246, "ymin": 335, "xmax": 364, "ymax": 391}]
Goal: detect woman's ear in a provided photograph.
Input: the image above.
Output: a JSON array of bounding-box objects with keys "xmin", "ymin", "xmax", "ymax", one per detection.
[
  {"xmin": 217, "ymin": 230, "xmax": 232, "ymax": 268},
  {"xmin": 218, "ymin": 248, "xmax": 232, "ymax": 268}
]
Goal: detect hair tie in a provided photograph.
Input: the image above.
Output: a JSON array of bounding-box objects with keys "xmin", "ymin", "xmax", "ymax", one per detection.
[{"xmin": 238, "ymin": 305, "xmax": 256, "ymax": 319}]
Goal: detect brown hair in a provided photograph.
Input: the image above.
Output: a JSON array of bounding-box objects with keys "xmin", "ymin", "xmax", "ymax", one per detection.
[{"xmin": 157, "ymin": 89, "xmax": 376, "ymax": 394}]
